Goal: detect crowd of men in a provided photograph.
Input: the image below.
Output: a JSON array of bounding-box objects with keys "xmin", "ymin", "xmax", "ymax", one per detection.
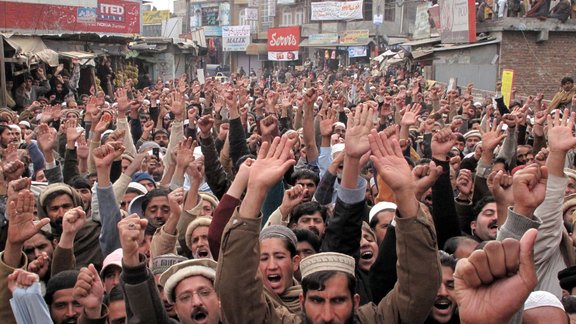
[{"xmin": 1, "ymin": 60, "xmax": 576, "ymax": 324}]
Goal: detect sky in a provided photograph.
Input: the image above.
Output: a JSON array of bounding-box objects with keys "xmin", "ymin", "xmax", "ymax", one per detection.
[{"xmin": 149, "ymin": 0, "xmax": 173, "ymax": 11}]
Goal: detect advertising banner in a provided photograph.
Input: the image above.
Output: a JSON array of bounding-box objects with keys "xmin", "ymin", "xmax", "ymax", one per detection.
[
  {"xmin": 0, "ymin": 0, "xmax": 139, "ymax": 35},
  {"xmin": 268, "ymin": 26, "xmax": 300, "ymax": 51},
  {"xmin": 348, "ymin": 46, "xmax": 367, "ymax": 57},
  {"xmin": 222, "ymin": 25, "xmax": 251, "ymax": 51},
  {"xmin": 311, "ymin": 1, "xmax": 363, "ymax": 21},
  {"xmin": 203, "ymin": 26, "xmax": 222, "ymax": 37},
  {"xmin": 501, "ymin": 69, "xmax": 514, "ymax": 107},
  {"xmin": 439, "ymin": 0, "xmax": 477, "ymax": 43},
  {"xmin": 340, "ymin": 30, "xmax": 369, "ymax": 45},
  {"xmin": 143, "ymin": 10, "xmax": 170, "ymax": 25},
  {"xmin": 219, "ymin": 3, "xmax": 230, "ymax": 26},
  {"xmin": 268, "ymin": 51, "xmax": 299, "ymax": 61},
  {"xmin": 245, "ymin": 8, "xmax": 258, "ymax": 20},
  {"xmin": 413, "ymin": 3, "xmax": 431, "ymax": 40},
  {"xmin": 308, "ymin": 33, "xmax": 339, "ymax": 45}
]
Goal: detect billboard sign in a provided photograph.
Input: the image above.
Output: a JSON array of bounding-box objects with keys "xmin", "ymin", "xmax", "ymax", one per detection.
[
  {"xmin": 439, "ymin": 0, "xmax": 477, "ymax": 43},
  {"xmin": 222, "ymin": 25, "xmax": 251, "ymax": 51},
  {"xmin": 268, "ymin": 26, "xmax": 300, "ymax": 51},
  {"xmin": 311, "ymin": 1, "xmax": 363, "ymax": 21},
  {"xmin": 0, "ymin": 0, "xmax": 140, "ymax": 35},
  {"xmin": 268, "ymin": 51, "xmax": 299, "ymax": 61}
]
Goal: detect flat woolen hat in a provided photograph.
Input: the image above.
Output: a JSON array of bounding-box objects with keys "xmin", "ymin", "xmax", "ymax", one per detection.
[
  {"xmin": 300, "ymin": 252, "xmax": 356, "ymax": 280},
  {"xmin": 259, "ymin": 225, "xmax": 297, "ymax": 251},
  {"xmin": 160, "ymin": 259, "xmax": 217, "ymax": 304}
]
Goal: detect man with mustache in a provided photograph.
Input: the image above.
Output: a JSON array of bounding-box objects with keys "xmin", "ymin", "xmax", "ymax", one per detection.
[
  {"xmin": 426, "ymin": 253, "xmax": 459, "ymax": 324},
  {"xmin": 288, "ymin": 201, "xmax": 327, "ymax": 238},
  {"xmin": 470, "ymin": 196, "xmax": 498, "ymax": 242},
  {"xmin": 119, "ymin": 215, "xmax": 221, "ymax": 324}
]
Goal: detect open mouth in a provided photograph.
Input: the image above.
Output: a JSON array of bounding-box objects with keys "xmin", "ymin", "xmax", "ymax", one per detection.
[
  {"xmin": 62, "ymin": 318, "xmax": 78, "ymax": 324},
  {"xmin": 360, "ymin": 250, "xmax": 374, "ymax": 260},
  {"xmin": 267, "ymin": 274, "xmax": 281, "ymax": 283},
  {"xmin": 197, "ymin": 249, "xmax": 209, "ymax": 258},
  {"xmin": 192, "ymin": 309, "xmax": 208, "ymax": 322},
  {"xmin": 434, "ymin": 298, "xmax": 452, "ymax": 310}
]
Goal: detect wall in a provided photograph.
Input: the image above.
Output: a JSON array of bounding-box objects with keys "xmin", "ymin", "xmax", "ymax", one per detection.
[
  {"xmin": 500, "ymin": 31, "xmax": 576, "ymax": 100},
  {"xmin": 433, "ymin": 44, "xmax": 499, "ymax": 91}
]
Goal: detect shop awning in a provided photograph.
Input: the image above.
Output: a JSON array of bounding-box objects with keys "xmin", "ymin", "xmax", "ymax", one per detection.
[
  {"xmin": 411, "ymin": 49, "xmax": 433, "ymax": 59},
  {"xmin": 299, "ymin": 39, "xmax": 338, "ymax": 49},
  {"xmin": 338, "ymin": 40, "xmax": 375, "ymax": 47},
  {"xmin": 246, "ymin": 43, "xmax": 268, "ymax": 55},
  {"xmin": 4, "ymin": 36, "xmax": 59, "ymax": 67}
]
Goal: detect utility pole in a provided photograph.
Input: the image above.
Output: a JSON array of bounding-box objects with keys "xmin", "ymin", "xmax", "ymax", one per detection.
[
  {"xmin": 0, "ymin": 35, "xmax": 6, "ymax": 108},
  {"xmin": 185, "ymin": 0, "xmax": 191, "ymax": 33}
]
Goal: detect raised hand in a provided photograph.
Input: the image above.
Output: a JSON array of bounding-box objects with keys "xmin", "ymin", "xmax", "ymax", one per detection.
[
  {"xmin": 93, "ymin": 142, "xmax": 125, "ymax": 169},
  {"xmin": 7, "ymin": 269, "xmax": 39, "ymax": 294},
  {"xmin": 512, "ymin": 163, "xmax": 548, "ymax": 217},
  {"xmin": 186, "ymin": 156, "xmax": 205, "ymax": 184},
  {"xmin": 412, "ymin": 160, "xmax": 443, "ymax": 201},
  {"xmin": 456, "ymin": 169, "xmax": 474, "ymax": 199},
  {"xmin": 62, "ymin": 207, "xmax": 87, "ymax": 237},
  {"xmin": 176, "ymin": 137, "xmax": 196, "ymax": 169},
  {"xmin": 118, "ymin": 214, "xmax": 148, "ymax": 266},
  {"xmin": 27, "ymin": 252, "xmax": 50, "ymax": 278},
  {"xmin": 481, "ymin": 121, "xmax": 506, "ymax": 152},
  {"xmin": 36, "ymin": 123, "xmax": 57, "ymax": 153},
  {"xmin": 76, "ymin": 134, "xmax": 89, "ymax": 160},
  {"xmin": 368, "ymin": 129, "xmax": 414, "ymax": 193},
  {"xmin": 455, "ymin": 229, "xmax": 538, "ymax": 324},
  {"xmin": 319, "ymin": 109, "xmax": 337, "ymax": 137},
  {"xmin": 345, "ymin": 103, "xmax": 375, "ymax": 158},
  {"xmin": 547, "ymin": 108, "xmax": 576, "ymax": 153},
  {"xmin": 7, "ymin": 190, "xmax": 50, "ymax": 245},
  {"xmin": 74, "ymin": 264, "xmax": 105, "ymax": 317},
  {"xmin": 400, "ymin": 103, "xmax": 422, "ymax": 126},
  {"xmin": 3, "ymin": 160, "xmax": 25, "ymax": 182},
  {"xmin": 93, "ymin": 112, "xmax": 112, "ymax": 135},
  {"xmin": 259, "ymin": 115, "xmax": 279, "ymax": 139},
  {"xmin": 198, "ymin": 115, "xmax": 214, "ymax": 138},
  {"xmin": 248, "ymin": 135, "xmax": 296, "ymax": 190},
  {"xmin": 167, "ymin": 187, "xmax": 185, "ymax": 218},
  {"xmin": 488, "ymin": 170, "xmax": 514, "ymax": 207},
  {"xmin": 431, "ymin": 127, "xmax": 456, "ymax": 160},
  {"xmin": 303, "ymin": 88, "xmax": 317, "ymax": 109},
  {"xmin": 279, "ymin": 184, "xmax": 305, "ymax": 217},
  {"xmin": 170, "ymin": 92, "xmax": 185, "ymax": 120},
  {"xmin": 66, "ymin": 119, "xmax": 83, "ymax": 145}
]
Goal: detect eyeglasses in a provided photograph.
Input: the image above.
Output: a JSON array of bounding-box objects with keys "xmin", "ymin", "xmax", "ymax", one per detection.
[{"xmin": 176, "ymin": 288, "xmax": 214, "ymax": 303}]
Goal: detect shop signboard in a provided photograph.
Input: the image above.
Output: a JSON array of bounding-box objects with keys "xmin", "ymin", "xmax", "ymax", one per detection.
[
  {"xmin": 311, "ymin": 0, "xmax": 363, "ymax": 21},
  {"xmin": 308, "ymin": 33, "xmax": 339, "ymax": 45},
  {"xmin": 340, "ymin": 30, "xmax": 369, "ymax": 45},
  {"xmin": 268, "ymin": 51, "xmax": 299, "ymax": 61},
  {"xmin": 348, "ymin": 46, "xmax": 367, "ymax": 57},
  {"xmin": 143, "ymin": 10, "xmax": 170, "ymax": 25},
  {"xmin": 222, "ymin": 25, "xmax": 251, "ymax": 51},
  {"xmin": 0, "ymin": 0, "xmax": 140, "ymax": 35},
  {"xmin": 268, "ymin": 26, "xmax": 300, "ymax": 51}
]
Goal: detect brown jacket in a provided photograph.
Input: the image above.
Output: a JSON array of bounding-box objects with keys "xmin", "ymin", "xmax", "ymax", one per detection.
[{"xmin": 215, "ymin": 207, "xmax": 441, "ymax": 323}]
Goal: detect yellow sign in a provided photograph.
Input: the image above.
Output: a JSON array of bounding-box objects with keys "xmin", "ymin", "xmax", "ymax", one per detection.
[
  {"xmin": 340, "ymin": 30, "xmax": 370, "ymax": 45},
  {"xmin": 143, "ymin": 10, "xmax": 171, "ymax": 25},
  {"xmin": 501, "ymin": 69, "xmax": 514, "ymax": 107}
]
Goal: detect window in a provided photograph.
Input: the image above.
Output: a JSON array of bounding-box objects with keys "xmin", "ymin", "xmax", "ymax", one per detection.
[
  {"xmin": 239, "ymin": 8, "xmax": 258, "ymax": 33},
  {"xmin": 260, "ymin": 0, "xmax": 274, "ymax": 32},
  {"xmin": 282, "ymin": 10, "xmax": 293, "ymax": 26},
  {"xmin": 363, "ymin": 0, "xmax": 373, "ymax": 20},
  {"xmin": 384, "ymin": 0, "xmax": 395, "ymax": 21},
  {"xmin": 294, "ymin": 7, "xmax": 304, "ymax": 25}
]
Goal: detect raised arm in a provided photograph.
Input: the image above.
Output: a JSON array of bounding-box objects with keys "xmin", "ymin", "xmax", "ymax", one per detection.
[
  {"xmin": 94, "ymin": 142, "xmax": 125, "ymax": 256},
  {"xmin": 215, "ymin": 135, "xmax": 295, "ymax": 323},
  {"xmin": 366, "ymin": 129, "xmax": 441, "ymax": 324},
  {"xmin": 301, "ymin": 88, "xmax": 319, "ymax": 162}
]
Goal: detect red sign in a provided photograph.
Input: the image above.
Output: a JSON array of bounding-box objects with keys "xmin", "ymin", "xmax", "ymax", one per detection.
[
  {"xmin": 0, "ymin": 0, "xmax": 140, "ymax": 36},
  {"xmin": 268, "ymin": 26, "xmax": 300, "ymax": 51}
]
